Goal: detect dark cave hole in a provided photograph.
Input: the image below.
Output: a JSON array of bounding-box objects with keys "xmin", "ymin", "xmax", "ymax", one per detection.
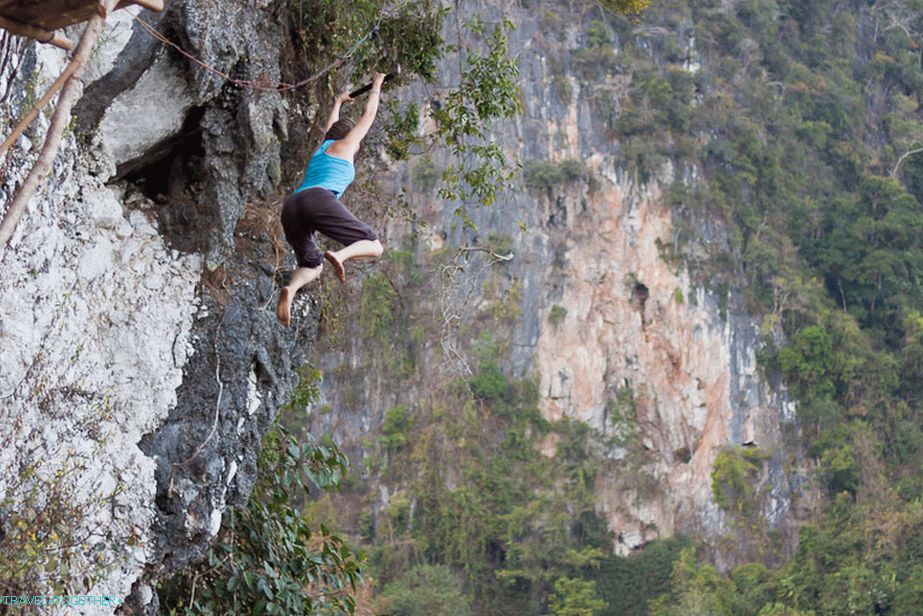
[
  {"xmin": 486, "ymin": 539, "xmax": 507, "ymax": 565},
  {"xmin": 120, "ymin": 106, "xmax": 206, "ymax": 192},
  {"xmin": 253, "ymin": 356, "xmax": 276, "ymax": 390},
  {"xmin": 632, "ymin": 282, "xmax": 650, "ymax": 311},
  {"xmin": 120, "ymin": 106, "xmax": 209, "ymax": 253}
]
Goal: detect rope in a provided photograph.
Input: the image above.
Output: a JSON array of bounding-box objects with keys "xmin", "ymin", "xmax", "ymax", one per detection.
[
  {"xmin": 132, "ymin": 14, "xmax": 381, "ymax": 92},
  {"xmin": 1, "ymin": 13, "xmax": 381, "ymax": 163}
]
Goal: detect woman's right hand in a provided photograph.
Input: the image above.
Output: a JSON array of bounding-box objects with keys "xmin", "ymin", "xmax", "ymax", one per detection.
[{"xmin": 372, "ymin": 72, "xmax": 387, "ymax": 89}]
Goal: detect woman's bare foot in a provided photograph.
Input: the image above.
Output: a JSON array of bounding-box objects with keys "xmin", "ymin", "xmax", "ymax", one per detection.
[
  {"xmin": 324, "ymin": 250, "xmax": 346, "ymax": 282},
  {"xmin": 276, "ymin": 287, "xmax": 292, "ymax": 327}
]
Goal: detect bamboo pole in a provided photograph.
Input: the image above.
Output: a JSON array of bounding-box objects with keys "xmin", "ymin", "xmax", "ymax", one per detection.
[
  {"xmin": 0, "ymin": 16, "xmax": 73, "ymax": 50},
  {"xmin": 129, "ymin": 0, "xmax": 164, "ymax": 11},
  {"xmin": 116, "ymin": 0, "xmax": 165, "ymax": 12},
  {"xmin": 0, "ymin": 58, "xmax": 81, "ymax": 161},
  {"xmin": 0, "ymin": 0, "xmax": 121, "ymax": 253}
]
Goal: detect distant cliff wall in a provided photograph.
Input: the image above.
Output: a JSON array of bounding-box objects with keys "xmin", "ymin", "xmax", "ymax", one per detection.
[
  {"xmin": 307, "ymin": 0, "xmax": 813, "ymax": 571},
  {"xmin": 0, "ymin": 2, "xmax": 319, "ymax": 612}
]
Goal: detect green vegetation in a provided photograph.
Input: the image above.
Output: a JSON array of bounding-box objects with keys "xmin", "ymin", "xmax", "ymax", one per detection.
[
  {"xmin": 289, "ymin": 0, "xmax": 444, "ymax": 84},
  {"xmin": 380, "ymin": 404, "xmax": 412, "ymax": 450},
  {"xmin": 648, "ymin": 498, "xmax": 923, "ymax": 615},
  {"xmin": 549, "ymin": 578, "xmax": 608, "ymax": 616},
  {"xmin": 0, "ymin": 382, "xmax": 120, "ymax": 599},
  {"xmin": 378, "ymin": 564, "xmax": 474, "ymax": 616},
  {"xmin": 601, "ymin": 0, "xmax": 652, "ymax": 13},
  {"xmin": 359, "ymin": 386, "xmax": 686, "ymax": 613},
  {"xmin": 606, "ymin": 384, "xmax": 639, "ymax": 446},
  {"xmin": 523, "ymin": 159, "xmax": 585, "ymax": 193},
  {"xmin": 362, "ymin": 372, "xmax": 617, "ymax": 614},
  {"xmin": 359, "ymin": 272, "xmax": 400, "ymax": 341},
  {"xmin": 588, "ymin": 0, "xmax": 923, "ymax": 612},
  {"xmin": 288, "ymin": 1, "xmax": 521, "ymax": 224},
  {"xmin": 382, "ymin": 100, "xmax": 423, "ymax": 161},
  {"xmin": 0, "ymin": 453, "xmax": 116, "ymax": 598},
  {"xmin": 711, "ymin": 447, "xmax": 767, "ymax": 516},
  {"xmin": 280, "ymin": 0, "xmax": 923, "ymax": 613},
  {"xmin": 549, "ymin": 304, "xmax": 568, "ymax": 327},
  {"xmin": 552, "ymin": 73, "xmax": 574, "ymax": 104},
  {"xmin": 286, "ymin": 364, "xmax": 321, "ymax": 411},
  {"xmin": 411, "ymin": 155, "xmax": 440, "ymax": 192},
  {"xmin": 358, "ymin": 271, "xmax": 415, "ymax": 378},
  {"xmin": 468, "ymin": 358, "xmax": 509, "ymax": 400},
  {"xmin": 312, "ymin": 236, "xmax": 687, "ymax": 613},
  {"xmin": 160, "ymin": 376, "xmax": 361, "ymax": 615},
  {"xmin": 573, "ymin": 19, "xmax": 619, "ymax": 79},
  {"xmin": 432, "ymin": 18, "xmax": 523, "ymax": 215},
  {"xmin": 648, "ymin": 547, "xmax": 756, "ymax": 616},
  {"xmin": 596, "ymin": 538, "xmax": 693, "ymax": 616}
]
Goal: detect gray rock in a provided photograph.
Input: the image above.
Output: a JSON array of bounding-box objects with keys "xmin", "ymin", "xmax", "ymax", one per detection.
[{"xmin": 97, "ymin": 52, "xmax": 195, "ymax": 169}]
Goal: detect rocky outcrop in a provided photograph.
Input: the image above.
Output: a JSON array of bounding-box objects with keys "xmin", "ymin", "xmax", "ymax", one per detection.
[
  {"xmin": 0, "ymin": 1, "xmax": 317, "ymax": 613},
  {"xmin": 532, "ymin": 169, "xmax": 799, "ymax": 564},
  {"xmin": 0, "ymin": 147, "xmax": 202, "ymax": 614}
]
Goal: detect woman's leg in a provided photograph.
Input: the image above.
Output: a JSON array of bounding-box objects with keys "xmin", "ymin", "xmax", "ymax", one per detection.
[
  {"xmin": 307, "ymin": 190, "xmax": 382, "ymax": 282},
  {"xmin": 279, "ymin": 189, "xmax": 340, "ymax": 325},
  {"xmin": 324, "ymin": 239, "xmax": 383, "ymax": 281},
  {"xmin": 276, "ymin": 264, "xmax": 323, "ymax": 326}
]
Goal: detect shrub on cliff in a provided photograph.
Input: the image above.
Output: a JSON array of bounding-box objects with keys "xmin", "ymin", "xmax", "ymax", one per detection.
[{"xmin": 160, "ymin": 374, "xmax": 362, "ymax": 615}]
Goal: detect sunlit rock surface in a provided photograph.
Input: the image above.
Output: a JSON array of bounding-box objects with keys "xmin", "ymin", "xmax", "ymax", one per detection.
[{"xmin": 0, "ymin": 1, "xmax": 316, "ymax": 612}]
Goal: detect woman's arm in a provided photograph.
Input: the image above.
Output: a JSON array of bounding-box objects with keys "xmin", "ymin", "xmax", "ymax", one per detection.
[
  {"xmin": 322, "ymin": 91, "xmax": 353, "ymax": 134},
  {"xmin": 327, "ymin": 73, "xmax": 386, "ymax": 159}
]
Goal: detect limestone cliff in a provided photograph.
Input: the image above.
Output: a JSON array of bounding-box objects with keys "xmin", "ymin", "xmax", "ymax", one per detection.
[{"xmin": 0, "ymin": 3, "xmax": 317, "ymax": 613}]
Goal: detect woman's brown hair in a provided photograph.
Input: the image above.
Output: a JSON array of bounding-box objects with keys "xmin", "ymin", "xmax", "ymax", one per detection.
[{"xmin": 325, "ymin": 118, "xmax": 356, "ymax": 141}]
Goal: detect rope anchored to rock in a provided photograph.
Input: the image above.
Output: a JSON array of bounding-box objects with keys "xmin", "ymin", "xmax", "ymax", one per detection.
[
  {"xmin": 131, "ymin": 13, "xmax": 382, "ymax": 92},
  {"xmin": 0, "ymin": 7, "xmax": 384, "ymax": 254}
]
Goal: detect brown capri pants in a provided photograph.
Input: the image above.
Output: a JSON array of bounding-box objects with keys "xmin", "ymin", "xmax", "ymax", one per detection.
[{"xmin": 280, "ymin": 187, "xmax": 378, "ymax": 268}]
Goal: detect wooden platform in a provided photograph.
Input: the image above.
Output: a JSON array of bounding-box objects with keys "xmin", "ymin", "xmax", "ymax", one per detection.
[{"xmin": 0, "ymin": 0, "xmax": 163, "ymax": 49}]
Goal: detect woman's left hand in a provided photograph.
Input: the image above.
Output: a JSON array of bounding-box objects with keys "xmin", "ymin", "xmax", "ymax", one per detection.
[{"xmin": 336, "ymin": 91, "xmax": 353, "ymax": 104}]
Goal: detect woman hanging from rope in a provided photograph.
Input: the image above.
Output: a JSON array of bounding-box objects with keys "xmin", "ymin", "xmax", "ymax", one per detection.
[{"xmin": 276, "ymin": 72, "xmax": 387, "ymax": 327}]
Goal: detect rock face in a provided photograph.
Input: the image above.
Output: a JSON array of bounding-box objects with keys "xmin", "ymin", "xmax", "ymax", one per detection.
[
  {"xmin": 97, "ymin": 53, "xmax": 195, "ymax": 168},
  {"xmin": 532, "ymin": 171, "xmax": 799, "ymax": 563},
  {"xmin": 309, "ymin": 0, "xmax": 810, "ymax": 570},
  {"xmin": 0, "ymin": 146, "xmax": 202, "ymax": 613},
  {"xmin": 0, "ymin": 1, "xmax": 316, "ymax": 613}
]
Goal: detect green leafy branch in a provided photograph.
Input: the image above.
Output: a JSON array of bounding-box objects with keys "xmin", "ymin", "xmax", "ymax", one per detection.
[
  {"xmin": 161, "ymin": 375, "xmax": 361, "ymax": 616},
  {"xmin": 432, "ymin": 19, "xmax": 522, "ymax": 215}
]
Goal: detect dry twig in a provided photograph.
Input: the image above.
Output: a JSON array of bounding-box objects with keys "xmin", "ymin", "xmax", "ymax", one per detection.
[{"xmin": 0, "ymin": 0, "xmax": 121, "ymax": 252}]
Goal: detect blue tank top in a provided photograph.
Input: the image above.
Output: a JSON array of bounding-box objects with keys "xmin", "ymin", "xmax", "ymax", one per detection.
[{"xmin": 296, "ymin": 140, "xmax": 355, "ymax": 196}]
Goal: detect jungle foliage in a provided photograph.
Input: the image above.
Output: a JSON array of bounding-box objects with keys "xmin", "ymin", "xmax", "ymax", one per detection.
[
  {"xmin": 591, "ymin": 0, "xmax": 923, "ymax": 613},
  {"xmin": 331, "ymin": 0, "xmax": 923, "ymax": 612},
  {"xmin": 302, "ymin": 229, "xmax": 693, "ymax": 615},
  {"xmin": 355, "ymin": 332, "xmax": 690, "ymax": 615},
  {"xmin": 207, "ymin": 0, "xmax": 923, "ymax": 612}
]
